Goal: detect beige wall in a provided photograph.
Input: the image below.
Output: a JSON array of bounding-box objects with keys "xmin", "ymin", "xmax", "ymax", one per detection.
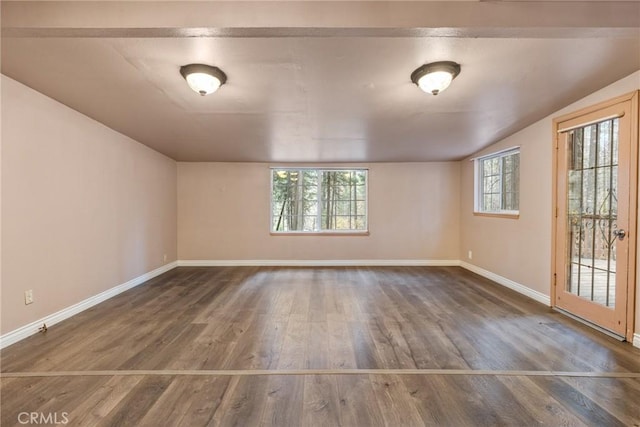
[
  {"xmin": 460, "ymin": 71, "xmax": 640, "ymax": 333},
  {"xmin": 178, "ymin": 162, "xmax": 460, "ymax": 261},
  {"xmin": 1, "ymin": 76, "xmax": 177, "ymax": 334}
]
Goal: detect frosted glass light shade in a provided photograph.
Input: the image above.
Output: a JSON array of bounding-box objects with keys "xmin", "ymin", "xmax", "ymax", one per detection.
[
  {"xmin": 180, "ymin": 64, "xmax": 227, "ymax": 96},
  {"xmin": 186, "ymin": 72, "xmax": 221, "ymax": 95},
  {"xmin": 417, "ymin": 71, "xmax": 454, "ymax": 95},
  {"xmin": 411, "ymin": 61, "xmax": 461, "ymax": 96}
]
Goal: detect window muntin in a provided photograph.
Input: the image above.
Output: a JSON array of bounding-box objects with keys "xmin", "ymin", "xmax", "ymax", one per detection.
[
  {"xmin": 271, "ymin": 168, "xmax": 368, "ymax": 233},
  {"xmin": 475, "ymin": 149, "xmax": 520, "ymax": 214}
]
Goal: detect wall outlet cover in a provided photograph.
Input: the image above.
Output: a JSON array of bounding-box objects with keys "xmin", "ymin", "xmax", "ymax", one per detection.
[{"xmin": 24, "ymin": 290, "xmax": 34, "ymax": 305}]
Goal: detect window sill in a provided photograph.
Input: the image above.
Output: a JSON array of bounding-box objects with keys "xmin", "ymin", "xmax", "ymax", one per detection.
[
  {"xmin": 473, "ymin": 212, "xmax": 520, "ymax": 219},
  {"xmin": 270, "ymin": 231, "xmax": 370, "ymax": 236}
]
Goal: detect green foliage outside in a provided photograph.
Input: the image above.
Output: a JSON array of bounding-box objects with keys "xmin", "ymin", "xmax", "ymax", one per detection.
[{"xmin": 271, "ymin": 169, "xmax": 367, "ymax": 232}]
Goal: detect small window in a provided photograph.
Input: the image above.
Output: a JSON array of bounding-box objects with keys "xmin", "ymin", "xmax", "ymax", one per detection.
[
  {"xmin": 474, "ymin": 148, "xmax": 520, "ymax": 215},
  {"xmin": 271, "ymin": 168, "xmax": 368, "ymax": 233}
]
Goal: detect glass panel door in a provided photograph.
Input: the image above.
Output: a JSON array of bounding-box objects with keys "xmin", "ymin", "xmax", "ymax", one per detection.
[{"xmin": 554, "ymin": 95, "xmax": 637, "ymax": 339}]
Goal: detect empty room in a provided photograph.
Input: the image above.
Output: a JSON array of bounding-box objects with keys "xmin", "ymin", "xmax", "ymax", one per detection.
[{"xmin": 1, "ymin": 1, "xmax": 640, "ymax": 426}]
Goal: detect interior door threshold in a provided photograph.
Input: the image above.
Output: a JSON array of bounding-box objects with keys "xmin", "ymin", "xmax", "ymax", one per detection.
[{"xmin": 553, "ymin": 307, "xmax": 625, "ymax": 342}]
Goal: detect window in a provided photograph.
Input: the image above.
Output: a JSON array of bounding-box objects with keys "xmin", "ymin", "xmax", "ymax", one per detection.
[
  {"xmin": 474, "ymin": 148, "xmax": 520, "ymax": 215},
  {"xmin": 271, "ymin": 168, "xmax": 368, "ymax": 233}
]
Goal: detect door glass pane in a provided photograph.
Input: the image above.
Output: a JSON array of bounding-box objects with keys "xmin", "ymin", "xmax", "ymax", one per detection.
[{"xmin": 566, "ymin": 118, "xmax": 619, "ymax": 307}]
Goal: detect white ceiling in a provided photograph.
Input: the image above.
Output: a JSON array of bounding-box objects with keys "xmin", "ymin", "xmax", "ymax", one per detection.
[{"xmin": 2, "ymin": 1, "xmax": 639, "ymax": 162}]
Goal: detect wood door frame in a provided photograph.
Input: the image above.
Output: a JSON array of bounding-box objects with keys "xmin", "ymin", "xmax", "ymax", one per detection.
[{"xmin": 551, "ymin": 90, "xmax": 639, "ymax": 342}]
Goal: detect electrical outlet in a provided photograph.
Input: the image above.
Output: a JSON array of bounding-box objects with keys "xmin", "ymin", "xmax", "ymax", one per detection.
[
  {"xmin": 163, "ymin": 254, "xmax": 168, "ymax": 262},
  {"xmin": 468, "ymin": 251, "xmax": 473, "ymax": 260},
  {"xmin": 25, "ymin": 290, "xmax": 34, "ymax": 305}
]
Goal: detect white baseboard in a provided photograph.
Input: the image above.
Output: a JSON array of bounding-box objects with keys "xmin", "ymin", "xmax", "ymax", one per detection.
[
  {"xmin": 459, "ymin": 261, "xmax": 551, "ymax": 306},
  {"xmin": 634, "ymin": 333, "xmax": 640, "ymax": 349},
  {"xmin": 177, "ymin": 259, "xmax": 462, "ymax": 267},
  {"xmin": 0, "ymin": 261, "xmax": 178, "ymax": 350}
]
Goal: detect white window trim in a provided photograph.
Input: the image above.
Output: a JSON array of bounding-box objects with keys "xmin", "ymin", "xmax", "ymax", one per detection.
[
  {"xmin": 270, "ymin": 167, "xmax": 369, "ymax": 234},
  {"xmin": 473, "ymin": 147, "xmax": 520, "ymax": 215}
]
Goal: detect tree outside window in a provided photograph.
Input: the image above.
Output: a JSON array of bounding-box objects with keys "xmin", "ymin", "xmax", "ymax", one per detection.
[{"xmin": 271, "ymin": 169, "xmax": 368, "ymax": 233}]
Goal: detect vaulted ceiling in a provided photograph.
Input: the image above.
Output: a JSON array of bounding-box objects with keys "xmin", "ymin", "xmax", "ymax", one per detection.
[{"xmin": 2, "ymin": 1, "xmax": 639, "ymax": 162}]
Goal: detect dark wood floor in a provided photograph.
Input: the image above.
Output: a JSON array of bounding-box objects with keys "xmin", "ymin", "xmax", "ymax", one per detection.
[{"xmin": 1, "ymin": 266, "xmax": 639, "ymax": 426}]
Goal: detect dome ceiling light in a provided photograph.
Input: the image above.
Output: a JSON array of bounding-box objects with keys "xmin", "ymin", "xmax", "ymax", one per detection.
[
  {"xmin": 411, "ymin": 61, "xmax": 461, "ymax": 96},
  {"xmin": 180, "ymin": 64, "xmax": 227, "ymax": 96}
]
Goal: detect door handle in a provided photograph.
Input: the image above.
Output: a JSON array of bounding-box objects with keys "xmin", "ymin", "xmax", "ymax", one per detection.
[{"xmin": 613, "ymin": 229, "xmax": 626, "ymax": 240}]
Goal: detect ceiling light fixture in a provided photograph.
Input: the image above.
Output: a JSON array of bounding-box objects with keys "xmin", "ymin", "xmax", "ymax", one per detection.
[
  {"xmin": 180, "ymin": 64, "xmax": 227, "ymax": 96},
  {"xmin": 411, "ymin": 61, "xmax": 461, "ymax": 96}
]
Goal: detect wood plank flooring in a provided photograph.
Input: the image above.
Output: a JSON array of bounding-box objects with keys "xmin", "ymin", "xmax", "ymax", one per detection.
[{"xmin": 2, "ymin": 266, "xmax": 639, "ymax": 426}]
